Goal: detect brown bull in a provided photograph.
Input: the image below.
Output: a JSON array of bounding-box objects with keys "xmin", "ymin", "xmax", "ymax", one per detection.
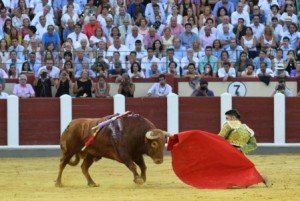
[{"xmin": 55, "ymin": 113, "xmax": 168, "ymax": 187}]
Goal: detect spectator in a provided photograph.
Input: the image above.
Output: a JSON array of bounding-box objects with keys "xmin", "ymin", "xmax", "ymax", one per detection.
[
  {"xmin": 106, "ymin": 37, "xmax": 130, "ymax": 64},
  {"xmin": 184, "ymin": 62, "xmax": 201, "ymax": 89},
  {"xmin": 212, "ymin": 0, "xmax": 235, "ymax": 17},
  {"xmin": 179, "ymin": 0, "xmax": 196, "ymax": 21},
  {"xmin": 199, "ymin": 18, "xmax": 217, "ymax": 37},
  {"xmin": 181, "ymin": 48, "xmax": 199, "ymax": 75},
  {"xmin": 167, "ymin": 61, "xmax": 180, "ymax": 77},
  {"xmin": 109, "ymin": 51, "xmax": 126, "ymax": 70},
  {"xmin": 12, "ymin": 8, "xmax": 30, "ymax": 30},
  {"xmin": 75, "ymin": 61, "xmax": 96, "ymax": 78},
  {"xmin": 33, "ymin": 69, "xmax": 54, "ymax": 97},
  {"xmin": 3, "ymin": 19, "xmax": 12, "ymax": 39},
  {"xmin": 55, "ymin": 69, "xmax": 73, "ymax": 97},
  {"xmin": 280, "ymin": 37, "xmax": 292, "ymax": 60},
  {"xmin": 13, "ymin": 74, "xmax": 35, "ymax": 98},
  {"xmin": 119, "ymin": 18, "xmax": 133, "ymax": 40},
  {"xmin": 67, "ymin": 23, "xmax": 89, "ymax": 49},
  {"xmin": 89, "ymin": 27, "xmax": 107, "ymax": 49},
  {"xmin": 0, "ymin": 39, "xmax": 10, "ymax": 64},
  {"xmin": 21, "ymin": 61, "xmax": 33, "ymax": 73},
  {"xmin": 145, "ymin": 0, "xmax": 165, "ymax": 25},
  {"xmin": 62, "ymin": 0, "xmax": 81, "ymax": 16},
  {"xmin": 0, "ymin": 7, "xmax": 10, "ymax": 28},
  {"xmin": 108, "ymin": 27, "xmax": 125, "ymax": 46},
  {"xmin": 233, "ymin": 18, "xmax": 247, "ymax": 44},
  {"xmin": 253, "ymin": 50, "xmax": 272, "ymax": 71},
  {"xmin": 166, "ymin": 5, "xmax": 183, "ymax": 25},
  {"xmin": 114, "ymin": 6, "xmax": 132, "ymax": 27},
  {"xmin": 271, "ymin": 17, "xmax": 283, "ymax": 43},
  {"xmin": 152, "ymin": 39, "xmax": 165, "ymax": 60},
  {"xmin": 231, "ymin": 2, "xmax": 250, "ymax": 26},
  {"xmin": 125, "ymin": 26, "xmax": 144, "ymax": 51},
  {"xmin": 179, "ymin": 23, "xmax": 198, "ymax": 49},
  {"xmin": 102, "ymin": 16, "xmax": 114, "ymax": 38},
  {"xmin": 144, "ymin": 28, "xmax": 161, "ymax": 49},
  {"xmin": 74, "ymin": 49, "xmax": 91, "ymax": 73},
  {"xmin": 198, "ymin": 46, "xmax": 218, "ymax": 76},
  {"xmin": 38, "ymin": 59, "xmax": 60, "ymax": 79},
  {"xmin": 28, "ymin": 52, "xmax": 42, "ymax": 77},
  {"xmin": 198, "ymin": 5, "xmax": 214, "ymax": 28},
  {"xmin": 6, "ymin": 27, "xmax": 23, "ymax": 47},
  {"xmin": 241, "ymin": 63, "xmax": 256, "ymax": 77},
  {"xmin": 83, "ymin": 16, "xmax": 101, "ymax": 39},
  {"xmin": 235, "ymin": 51, "xmax": 251, "ymax": 76},
  {"xmin": 284, "ymin": 50, "xmax": 296, "ymax": 74},
  {"xmin": 7, "ymin": 63, "xmax": 19, "ymax": 79},
  {"xmin": 199, "ymin": 26, "xmax": 216, "ymax": 49},
  {"xmin": 167, "ymin": 17, "xmax": 185, "ymax": 38},
  {"xmin": 281, "ymin": 23, "xmax": 300, "ymax": 51},
  {"xmin": 63, "ymin": 19, "xmax": 75, "ymax": 42},
  {"xmin": 240, "ymin": 27, "xmax": 258, "ymax": 59},
  {"xmin": 5, "ymin": 50, "xmax": 23, "ymax": 74},
  {"xmin": 273, "ymin": 64, "xmax": 290, "ymax": 78},
  {"xmin": 161, "ymin": 27, "xmax": 174, "ymax": 50},
  {"xmin": 147, "ymin": 74, "xmax": 172, "ymax": 97},
  {"xmin": 128, "ymin": 62, "xmax": 145, "ymax": 79},
  {"xmin": 215, "ymin": 6, "xmax": 228, "ymax": 25},
  {"xmin": 118, "ymin": 73, "xmax": 135, "ymax": 97},
  {"xmin": 94, "ymin": 74, "xmax": 110, "ymax": 98},
  {"xmin": 290, "ymin": 62, "xmax": 300, "ymax": 77},
  {"xmin": 127, "ymin": 0, "xmax": 146, "ymax": 20},
  {"xmin": 33, "ymin": 0, "xmax": 54, "ymax": 16},
  {"xmin": 172, "ymin": 37, "xmax": 186, "ymax": 62},
  {"xmin": 271, "ymin": 79, "xmax": 293, "ymax": 97},
  {"xmin": 256, "ymin": 62, "xmax": 274, "ymax": 78},
  {"xmin": 41, "ymin": 25, "xmax": 61, "ymax": 52},
  {"xmin": 266, "ymin": 4, "xmax": 281, "ymax": 26},
  {"xmin": 152, "ymin": 14, "xmax": 166, "ymax": 36},
  {"xmin": 23, "ymin": 26, "xmax": 39, "ymax": 50},
  {"xmin": 250, "ymin": 5, "xmax": 266, "ymax": 24},
  {"xmin": 133, "ymin": 40, "xmax": 147, "ymax": 62},
  {"xmin": 108, "ymin": 61, "xmax": 126, "ymax": 80},
  {"xmin": 0, "ymin": 66, "xmax": 8, "ymax": 78},
  {"xmin": 201, "ymin": 63, "xmax": 214, "ymax": 77},
  {"xmin": 219, "ymin": 24, "xmax": 236, "ymax": 50},
  {"xmin": 280, "ymin": 5, "xmax": 297, "ymax": 25},
  {"xmin": 34, "ymin": 16, "xmax": 49, "ymax": 40},
  {"xmin": 63, "ymin": 60, "xmax": 75, "ymax": 79},
  {"xmin": 76, "ymin": 39, "xmax": 94, "ymax": 61},
  {"xmin": 249, "ymin": 15, "xmax": 265, "ymax": 43},
  {"xmin": 141, "ymin": 47, "xmax": 160, "ymax": 76},
  {"xmin": 0, "ymin": 83, "xmax": 8, "ymax": 99},
  {"xmin": 31, "ymin": 5, "xmax": 55, "ymax": 27},
  {"xmin": 218, "ymin": 61, "xmax": 236, "ymax": 81},
  {"xmin": 218, "ymin": 50, "xmax": 231, "ymax": 69},
  {"xmin": 61, "ymin": 3, "xmax": 79, "ymax": 29},
  {"xmin": 225, "ymin": 39, "xmax": 244, "ymax": 63},
  {"xmin": 212, "ymin": 39, "xmax": 223, "ymax": 58},
  {"xmin": 73, "ymin": 69, "xmax": 94, "ymax": 97},
  {"xmin": 260, "ymin": 25, "xmax": 278, "ymax": 52},
  {"xmin": 191, "ymin": 79, "xmax": 214, "ymax": 97}
]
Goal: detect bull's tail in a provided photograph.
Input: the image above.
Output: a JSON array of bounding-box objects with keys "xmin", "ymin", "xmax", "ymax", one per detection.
[{"xmin": 68, "ymin": 154, "xmax": 80, "ymax": 166}]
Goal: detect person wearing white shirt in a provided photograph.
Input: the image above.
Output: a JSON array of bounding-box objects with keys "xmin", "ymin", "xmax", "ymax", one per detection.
[
  {"xmin": 250, "ymin": 15, "xmax": 265, "ymax": 43},
  {"xmin": 36, "ymin": 16, "xmax": 50, "ymax": 40},
  {"xmin": 231, "ymin": 3, "xmax": 250, "ymax": 26},
  {"xmin": 12, "ymin": 9, "xmax": 30, "ymax": 30},
  {"xmin": 106, "ymin": 37, "xmax": 130, "ymax": 64},
  {"xmin": 147, "ymin": 74, "xmax": 172, "ymax": 97},
  {"xmin": 34, "ymin": 0, "xmax": 54, "ymax": 16},
  {"xmin": 38, "ymin": 59, "xmax": 60, "ymax": 79},
  {"xmin": 118, "ymin": 18, "xmax": 133, "ymax": 40},
  {"xmin": 141, "ymin": 47, "xmax": 161, "ymax": 75},
  {"xmin": 218, "ymin": 61, "xmax": 237, "ymax": 79},
  {"xmin": 67, "ymin": 23, "xmax": 89, "ymax": 49},
  {"xmin": 280, "ymin": 24, "xmax": 300, "ymax": 50},
  {"xmin": 181, "ymin": 48, "xmax": 199, "ymax": 75},
  {"xmin": 160, "ymin": 48, "xmax": 180, "ymax": 73},
  {"xmin": 166, "ymin": 5, "xmax": 183, "ymax": 25},
  {"xmin": 258, "ymin": 0, "xmax": 279, "ymax": 17},
  {"xmin": 271, "ymin": 17, "xmax": 283, "ymax": 43},
  {"xmin": 8, "ymin": 39, "xmax": 25, "ymax": 62},
  {"xmin": 199, "ymin": 18, "xmax": 218, "ymax": 37},
  {"xmin": 31, "ymin": 6, "xmax": 55, "ymax": 26},
  {"xmin": 145, "ymin": 0, "xmax": 166, "ymax": 25},
  {"xmin": 62, "ymin": 0, "xmax": 81, "ymax": 15},
  {"xmin": 125, "ymin": 26, "xmax": 144, "ymax": 51},
  {"xmin": 30, "ymin": 0, "xmax": 52, "ymax": 9},
  {"xmin": 225, "ymin": 39, "xmax": 244, "ymax": 63},
  {"xmin": 280, "ymin": 6, "xmax": 298, "ymax": 25},
  {"xmin": 216, "ymin": 16, "xmax": 234, "ymax": 36},
  {"xmin": 5, "ymin": 51, "xmax": 23, "ymax": 74}
]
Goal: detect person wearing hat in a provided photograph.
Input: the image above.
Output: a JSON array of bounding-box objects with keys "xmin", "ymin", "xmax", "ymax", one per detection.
[
  {"xmin": 191, "ymin": 79, "xmax": 214, "ymax": 97},
  {"xmin": 280, "ymin": 5, "xmax": 298, "ymax": 25},
  {"xmin": 273, "ymin": 64, "xmax": 290, "ymax": 78}
]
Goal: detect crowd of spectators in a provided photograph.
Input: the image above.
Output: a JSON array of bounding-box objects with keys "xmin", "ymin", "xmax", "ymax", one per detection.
[{"xmin": 0, "ymin": 0, "xmax": 300, "ymax": 98}]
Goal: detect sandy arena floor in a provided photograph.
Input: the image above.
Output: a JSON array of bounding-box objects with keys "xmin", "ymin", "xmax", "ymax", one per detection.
[{"xmin": 0, "ymin": 154, "xmax": 299, "ymax": 201}]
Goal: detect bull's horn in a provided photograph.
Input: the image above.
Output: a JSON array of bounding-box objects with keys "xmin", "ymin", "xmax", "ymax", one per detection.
[
  {"xmin": 145, "ymin": 131, "xmax": 160, "ymax": 140},
  {"xmin": 164, "ymin": 131, "xmax": 172, "ymax": 137}
]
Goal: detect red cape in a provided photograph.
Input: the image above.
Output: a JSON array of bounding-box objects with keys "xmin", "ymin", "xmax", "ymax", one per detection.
[{"xmin": 167, "ymin": 130, "xmax": 263, "ymax": 189}]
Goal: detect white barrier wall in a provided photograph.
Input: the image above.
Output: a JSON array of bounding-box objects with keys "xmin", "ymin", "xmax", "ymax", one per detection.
[{"xmin": 0, "ymin": 93, "xmax": 298, "ymax": 149}]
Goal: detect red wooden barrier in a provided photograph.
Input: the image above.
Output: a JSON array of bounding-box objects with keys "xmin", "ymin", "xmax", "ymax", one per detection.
[
  {"xmin": 233, "ymin": 97, "xmax": 274, "ymax": 142},
  {"xmin": 126, "ymin": 98, "xmax": 168, "ymax": 131},
  {"xmin": 19, "ymin": 98, "xmax": 60, "ymax": 145},
  {"xmin": 0, "ymin": 100, "xmax": 7, "ymax": 145},
  {"xmin": 286, "ymin": 98, "xmax": 300, "ymax": 143},
  {"xmin": 179, "ymin": 97, "xmax": 221, "ymax": 133}
]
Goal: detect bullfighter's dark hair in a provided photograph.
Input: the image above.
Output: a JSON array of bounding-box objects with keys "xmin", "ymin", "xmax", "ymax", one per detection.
[{"xmin": 225, "ymin": 109, "xmax": 241, "ymax": 120}]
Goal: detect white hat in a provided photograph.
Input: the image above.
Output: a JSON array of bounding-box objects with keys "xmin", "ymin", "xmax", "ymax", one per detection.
[
  {"xmin": 285, "ymin": 16, "xmax": 292, "ymax": 22},
  {"xmin": 276, "ymin": 64, "xmax": 285, "ymax": 70}
]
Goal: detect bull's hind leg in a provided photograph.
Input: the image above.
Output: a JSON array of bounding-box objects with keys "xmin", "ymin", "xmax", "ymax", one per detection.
[
  {"xmin": 55, "ymin": 154, "xmax": 73, "ymax": 187},
  {"xmin": 81, "ymin": 154, "xmax": 98, "ymax": 187},
  {"xmin": 134, "ymin": 156, "xmax": 147, "ymax": 182}
]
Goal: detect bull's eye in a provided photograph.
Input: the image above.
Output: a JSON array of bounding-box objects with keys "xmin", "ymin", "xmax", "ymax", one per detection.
[{"xmin": 151, "ymin": 141, "xmax": 159, "ymax": 149}]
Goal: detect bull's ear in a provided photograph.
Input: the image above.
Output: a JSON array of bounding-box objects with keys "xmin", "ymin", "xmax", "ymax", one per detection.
[{"xmin": 151, "ymin": 141, "xmax": 159, "ymax": 149}]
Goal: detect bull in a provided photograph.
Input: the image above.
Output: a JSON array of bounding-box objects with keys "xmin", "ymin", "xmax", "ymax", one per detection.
[{"xmin": 55, "ymin": 113, "xmax": 169, "ymax": 187}]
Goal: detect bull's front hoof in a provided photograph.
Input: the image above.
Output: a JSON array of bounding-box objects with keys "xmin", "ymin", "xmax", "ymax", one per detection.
[
  {"xmin": 55, "ymin": 181, "xmax": 63, "ymax": 187},
  {"xmin": 88, "ymin": 182, "xmax": 99, "ymax": 187},
  {"xmin": 134, "ymin": 177, "xmax": 144, "ymax": 185}
]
